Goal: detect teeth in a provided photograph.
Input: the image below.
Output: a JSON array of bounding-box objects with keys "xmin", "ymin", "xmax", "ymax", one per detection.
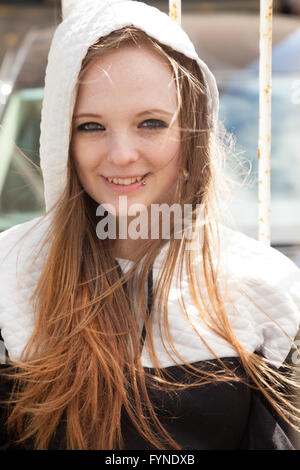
[{"xmin": 107, "ymin": 176, "xmax": 143, "ymax": 185}]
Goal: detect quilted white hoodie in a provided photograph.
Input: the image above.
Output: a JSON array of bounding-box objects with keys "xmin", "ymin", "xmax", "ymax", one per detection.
[{"xmin": 0, "ymin": 0, "xmax": 300, "ymax": 369}]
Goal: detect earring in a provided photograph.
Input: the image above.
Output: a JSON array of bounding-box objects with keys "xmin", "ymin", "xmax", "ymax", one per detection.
[{"xmin": 183, "ymin": 168, "xmax": 189, "ymax": 182}]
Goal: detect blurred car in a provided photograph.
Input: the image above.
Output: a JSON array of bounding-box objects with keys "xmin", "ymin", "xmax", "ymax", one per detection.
[
  {"xmin": 0, "ymin": 12, "xmax": 300, "ymax": 265},
  {"xmin": 0, "ymin": 27, "xmax": 50, "ymax": 229}
]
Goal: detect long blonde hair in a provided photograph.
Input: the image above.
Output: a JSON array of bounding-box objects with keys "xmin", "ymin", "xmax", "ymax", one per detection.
[{"xmin": 2, "ymin": 26, "xmax": 300, "ymax": 449}]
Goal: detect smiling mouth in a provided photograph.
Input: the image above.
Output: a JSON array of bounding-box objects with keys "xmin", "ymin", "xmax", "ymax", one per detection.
[{"xmin": 103, "ymin": 173, "xmax": 149, "ymax": 185}]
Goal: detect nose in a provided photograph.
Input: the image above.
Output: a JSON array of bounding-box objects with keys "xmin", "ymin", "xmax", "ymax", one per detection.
[{"xmin": 106, "ymin": 131, "xmax": 139, "ymax": 166}]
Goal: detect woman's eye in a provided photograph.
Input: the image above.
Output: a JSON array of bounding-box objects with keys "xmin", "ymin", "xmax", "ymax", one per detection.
[
  {"xmin": 77, "ymin": 122, "xmax": 104, "ymax": 132},
  {"xmin": 76, "ymin": 119, "xmax": 168, "ymax": 132},
  {"xmin": 142, "ymin": 119, "xmax": 168, "ymax": 129}
]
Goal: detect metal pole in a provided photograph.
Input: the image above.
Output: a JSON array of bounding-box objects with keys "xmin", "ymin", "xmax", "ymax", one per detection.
[
  {"xmin": 258, "ymin": 0, "xmax": 273, "ymax": 245},
  {"xmin": 169, "ymin": 0, "xmax": 181, "ymax": 25}
]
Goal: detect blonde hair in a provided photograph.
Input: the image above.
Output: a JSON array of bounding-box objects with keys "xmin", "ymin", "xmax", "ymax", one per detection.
[{"xmin": 2, "ymin": 26, "xmax": 299, "ymax": 450}]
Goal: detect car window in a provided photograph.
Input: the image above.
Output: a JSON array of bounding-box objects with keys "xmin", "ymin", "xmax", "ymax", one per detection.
[
  {"xmin": 0, "ymin": 87, "xmax": 44, "ymax": 231},
  {"xmin": 217, "ymin": 26, "xmax": 300, "ymax": 244}
]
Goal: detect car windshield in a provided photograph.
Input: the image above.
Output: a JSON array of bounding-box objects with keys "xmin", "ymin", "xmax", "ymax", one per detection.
[{"xmin": 0, "ymin": 87, "xmax": 44, "ymax": 231}]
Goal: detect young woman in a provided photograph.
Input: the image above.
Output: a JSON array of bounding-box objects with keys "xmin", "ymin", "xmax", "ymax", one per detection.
[{"xmin": 0, "ymin": 0, "xmax": 300, "ymax": 450}]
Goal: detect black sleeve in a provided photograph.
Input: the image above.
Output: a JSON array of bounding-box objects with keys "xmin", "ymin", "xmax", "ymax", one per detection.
[
  {"xmin": 0, "ymin": 364, "xmax": 14, "ymax": 450},
  {"xmin": 0, "ymin": 329, "xmax": 8, "ymax": 365},
  {"xmin": 0, "ymin": 330, "xmax": 22, "ymax": 450},
  {"xmin": 0, "ymin": 330, "xmax": 10, "ymax": 449},
  {"xmin": 240, "ymin": 350, "xmax": 300, "ymax": 450},
  {"xmin": 240, "ymin": 388, "xmax": 295, "ymax": 449}
]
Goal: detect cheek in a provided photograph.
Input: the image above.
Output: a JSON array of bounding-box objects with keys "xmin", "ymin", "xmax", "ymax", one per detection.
[
  {"xmin": 149, "ymin": 132, "xmax": 181, "ymax": 169},
  {"xmin": 162, "ymin": 127, "xmax": 180, "ymax": 158},
  {"xmin": 158, "ymin": 142, "xmax": 181, "ymax": 176},
  {"xmin": 71, "ymin": 138, "xmax": 103, "ymax": 175}
]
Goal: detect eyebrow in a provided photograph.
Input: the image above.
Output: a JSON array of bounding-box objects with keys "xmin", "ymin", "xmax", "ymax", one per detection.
[{"xmin": 73, "ymin": 109, "xmax": 174, "ymax": 120}]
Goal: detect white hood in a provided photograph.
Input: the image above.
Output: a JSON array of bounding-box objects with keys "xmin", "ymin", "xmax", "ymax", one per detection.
[
  {"xmin": 40, "ymin": 0, "xmax": 219, "ymax": 212},
  {"xmin": 0, "ymin": 0, "xmax": 300, "ymax": 369}
]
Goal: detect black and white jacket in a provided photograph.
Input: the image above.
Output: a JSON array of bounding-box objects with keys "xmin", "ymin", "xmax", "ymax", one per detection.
[
  {"xmin": 0, "ymin": 217, "xmax": 300, "ymax": 450},
  {"xmin": 1, "ymin": 0, "xmax": 300, "ymax": 450}
]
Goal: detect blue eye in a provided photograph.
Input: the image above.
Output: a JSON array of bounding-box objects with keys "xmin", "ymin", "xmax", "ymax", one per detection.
[
  {"xmin": 143, "ymin": 119, "xmax": 168, "ymax": 129},
  {"xmin": 77, "ymin": 119, "xmax": 168, "ymax": 132},
  {"xmin": 77, "ymin": 122, "xmax": 100, "ymax": 132}
]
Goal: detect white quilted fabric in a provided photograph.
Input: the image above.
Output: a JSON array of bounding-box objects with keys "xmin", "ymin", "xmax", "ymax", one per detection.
[
  {"xmin": 0, "ymin": 216, "xmax": 50, "ymax": 361},
  {"xmin": 0, "ymin": 0, "xmax": 300, "ymax": 369},
  {"xmin": 119, "ymin": 226, "xmax": 300, "ymax": 368},
  {"xmin": 0, "ymin": 218, "xmax": 300, "ymax": 368}
]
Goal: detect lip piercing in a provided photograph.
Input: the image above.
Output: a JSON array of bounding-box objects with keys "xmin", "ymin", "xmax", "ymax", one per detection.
[{"xmin": 142, "ymin": 180, "xmax": 147, "ymax": 186}]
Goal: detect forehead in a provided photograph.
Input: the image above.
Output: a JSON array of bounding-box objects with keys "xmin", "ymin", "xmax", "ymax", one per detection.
[{"xmin": 75, "ymin": 44, "xmax": 177, "ymax": 112}]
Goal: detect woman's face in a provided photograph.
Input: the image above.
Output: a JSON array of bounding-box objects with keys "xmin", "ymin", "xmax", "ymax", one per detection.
[{"xmin": 71, "ymin": 43, "xmax": 181, "ymax": 217}]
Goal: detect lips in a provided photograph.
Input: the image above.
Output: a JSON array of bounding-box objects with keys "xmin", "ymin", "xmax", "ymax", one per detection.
[
  {"xmin": 101, "ymin": 172, "xmax": 151, "ymax": 193},
  {"xmin": 104, "ymin": 174, "xmax": 147, "ymax": 185}
]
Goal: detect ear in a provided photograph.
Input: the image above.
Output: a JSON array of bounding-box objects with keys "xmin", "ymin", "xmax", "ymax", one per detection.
[{"xmin": 61, "ymin": 0, "xmax": 80, "ymax": 20}]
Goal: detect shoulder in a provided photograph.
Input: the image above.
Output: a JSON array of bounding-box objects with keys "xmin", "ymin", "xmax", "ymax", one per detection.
[
  {"xmin": 0, "ymin": 215, "xmax": 50, "ymax": 285},
  {"xmin": 218, "ymin": 225, "xmax": 300, "ymax": 367},
  {"xmin": 0, "ymin": 216, "xmax": 49, "ymax": 258},
  {"xmin": 219, "ymin": 224, "xmax": 300, "ymax": 281},
  {"xmin": 143, "ymin": 227, "xmax": 300, "ymax": 369},
  {"xmin": 219, "ymin": 225, "xmax": 300, "ymax": 312},
  {"xmin": 0, "ymin": 216, "xmax": 51, "ymax": 361}
]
